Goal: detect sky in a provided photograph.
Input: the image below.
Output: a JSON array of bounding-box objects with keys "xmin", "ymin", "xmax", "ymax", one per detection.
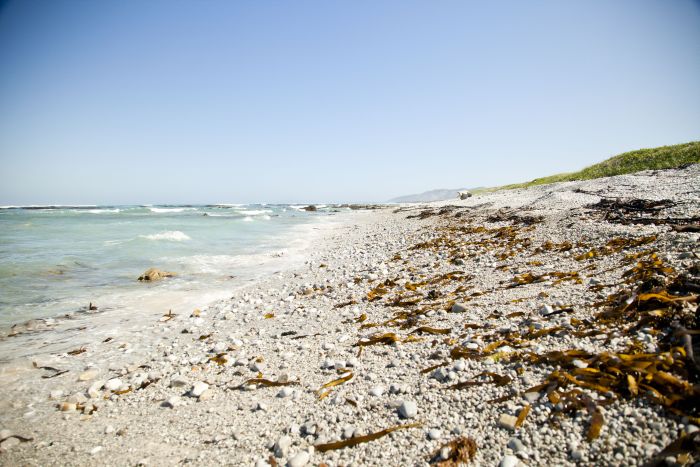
[{"xmin": 0, "ymin": 1, "xmax": 699, "ymax": 204}]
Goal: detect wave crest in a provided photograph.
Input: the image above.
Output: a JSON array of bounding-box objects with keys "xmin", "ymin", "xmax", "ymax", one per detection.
[{"xmin": 140, "ymin": 231, "xmax": 191, "ymax": 241}]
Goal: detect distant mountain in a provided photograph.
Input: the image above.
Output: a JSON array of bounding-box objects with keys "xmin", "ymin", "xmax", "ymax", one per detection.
[{"xmin": 388, "ymin": 188, "xmax": 478, "ymax": 203}]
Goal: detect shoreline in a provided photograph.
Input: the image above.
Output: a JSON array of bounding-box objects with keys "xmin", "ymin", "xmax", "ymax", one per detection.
[{"xmin": 0, "ymin": 165, "xmax": 698, "ymax": 466}]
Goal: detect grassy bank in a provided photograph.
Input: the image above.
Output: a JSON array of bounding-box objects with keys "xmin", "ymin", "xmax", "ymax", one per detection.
[{"xmin": 493, "ymin": 141, "xmax": 700, "ymax": 191}]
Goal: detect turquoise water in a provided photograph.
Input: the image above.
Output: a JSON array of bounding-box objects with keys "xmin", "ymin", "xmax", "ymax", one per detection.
[{"xmin": 0, "ymin": 204, "xmax": 336, "ymax": 326}]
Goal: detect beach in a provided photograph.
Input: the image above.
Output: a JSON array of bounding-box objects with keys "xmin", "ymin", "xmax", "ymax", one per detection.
[{"xmin": 1, "ymin": 165, "xmax": 698, "ymax": 466}]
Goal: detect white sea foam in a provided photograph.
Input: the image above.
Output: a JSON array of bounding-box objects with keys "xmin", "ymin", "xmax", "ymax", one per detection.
[
  {"xmin": 87, "ymin": 209, "xmax": 121, "ymax": 214},
  {"xmin": 242, "ymin": 217, "xmax": 254, "ymax": 222},
  {"xmin": 140, "ymin": 231, "xmax": 191, "ymax": 241},
  {"xmin": 235, "ymin": 209, "xmax": 272, "ymax": 216},
  {"xmin": 149, "ymin": 207, "xmax": 195, "ymax": 213}
]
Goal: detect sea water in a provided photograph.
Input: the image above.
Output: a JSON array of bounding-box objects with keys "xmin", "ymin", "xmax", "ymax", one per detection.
[{"xmin": 0, "ymin": 204, "xmax": 339, "ymax": 328}]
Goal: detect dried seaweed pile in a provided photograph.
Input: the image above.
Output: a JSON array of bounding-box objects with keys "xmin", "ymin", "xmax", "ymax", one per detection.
[
  {"xmin": 348, "ymin": 205, "xmax": 699, "ymax": 463},
  {"xmin": 587, "ymin": 197, "xmax": 700, "ymax": 232}
]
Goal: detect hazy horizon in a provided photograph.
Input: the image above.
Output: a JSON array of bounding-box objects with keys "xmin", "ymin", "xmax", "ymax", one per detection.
[{"xmin": 1, "ymin": 1, "xmax": 699, "ymax": 205}]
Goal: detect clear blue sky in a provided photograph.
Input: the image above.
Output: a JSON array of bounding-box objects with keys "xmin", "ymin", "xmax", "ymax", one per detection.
[{"xmin": 1, "ymin": 0, "xmax": 698, "ymax": 204}]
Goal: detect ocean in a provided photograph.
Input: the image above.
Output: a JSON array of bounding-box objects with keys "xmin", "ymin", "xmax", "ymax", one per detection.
[{"xmin": 0, "ymin": 204, "xmax": 341, "ymax": 328}]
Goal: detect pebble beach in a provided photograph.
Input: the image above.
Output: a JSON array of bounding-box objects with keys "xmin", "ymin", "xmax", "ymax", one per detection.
[{"xmin": 1, "ymin": 165, "xmax": 699, "ymax": 466}]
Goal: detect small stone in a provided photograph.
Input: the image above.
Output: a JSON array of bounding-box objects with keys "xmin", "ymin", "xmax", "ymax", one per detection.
[
  {"xmin": 79, "ymin": 369, "xmax": 99, "ymax": 381},
  {"xmin": 90, "ymin": 446, "xmax": 103, "ymax": 455},
  {"xmin": 342, "ymin": 426, "xmax": 354, "ymax": 439},
  {"xmin": 105, "ymin": 425, "xmax": 115, "ymax": 434},
  {"xmin": 277, "ymin": 387, "xmax": 294, "ymax": 398},
  {"xmin": 570, "ymin": 449, "xmax": 583, "ymax": 461},
  {"xmin": 274, "ymin": 435, "xmax": 292, "ymax": 458},
  {"xmin": 198, "ymin": 389, "xmax": 213, "ymax": 401},
  {"xmin": 453, "ymin": 360, "xmax": 466, "ymax": 371},
  {"xmin": 499, "ymin": 413, "xmax": 518, "ymax": 431},
  {"xmin": 104, "ymin": 378, "xmax": 122, "ymax": 391},
  {"xmin": 500, "ymin": 454, "xmax": 518, "ymax": 467},
  {"xmin": 49, "ymin": 389, "xmax": 64, "ymax": 400},
  {"xmin": 399, "ymin": 400, "xmax": 418, "ymax": 419},
  {"xmin": 523, "ymin": 392, "xmax": 539, "ymax": 404},
  {"xmin": 369, "ymin": 386, "xmax": 384, "ymax": 397},
  {"xmin": 191, "ymin": 382, "xmax": 209, "ymax": 397},
  {"xmin": 437, "ymin": 446, "xmax": 450, "ymax": 461},
  {"xmin": 686, "ymin": 424, "xmax": 699, "ymax": 434},
  {"xmin": 288, "ymin": 451, "xmax": 310, "ymax": 467},
  {"xmin": 428, "ymin": 429, "xmax": 442, "ymax": 440},
  {"xmin": 572, "ymin": 359, "xmax": 588, "ymax": 369},
  {"xmin": 539, "ymin": 304, "xmax": 554, "ymax": 315},
  {"xmin": 60, "ymin": 402, "xmax": 77, "ymax": 412},
  {"xmin": 451, "ymin": 303, "xmax": 467, "ymax": 313}
]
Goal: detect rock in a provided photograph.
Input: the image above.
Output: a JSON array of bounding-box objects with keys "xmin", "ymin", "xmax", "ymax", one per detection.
[
  {"xmin": 507, "ymin": 438, "xmax": 525, "ymax": 453},
  {"xmin": 0, "ymin": 429, "xmax": 12, "ymax": 441},
  {"xmin": 539, "ymin": 304, "xmax": 554, "ymax": 315},
  {"xmin": 451, "ymin": 302, "xmax": 468, "ymax": 313},
  {"xmin": 90, "ymin": 446, "xmax": 103, "ymax": 455},
  {"xmin": 277, "ymin": 387, "xmax": 294, "ymax": 398},
  {"xmin": 170, "ymin": 375, "xmax": 188, "ymax": 388},
  {"xmin": 78, "ymin": 369, "xmax": 99, "ymax": 381},
  {"xmin": 499, "ymin": 413, "xmax": 518, "ymax": 431},
  {"xmin": 105, "ymin": 378, "xmax": 122, "ymax": 391},
  {"xmin": 288, "ymin": 451, "xmax": 310, "ymax": 467},
  {"xmin": 0, "ymin": 437, "xmax": 20, "ymax": 450},
  {"xmin": 191, "ymin": 382, "xmax": 209, "ymax": 397},
  {"xmin": 500, "ymin": 454, "xmax": 519, "ymax": 467},
  {"xmin": 572, "ymin": 359, "xmax": 588, "ymax": 369},
  {"xmin": 399, "ymin": 400, "xmax": 418, "ymax": 419},
  {"xmin": 570, "ymin": 449, "xmax": 583, "ymax": 461},
  {"xmin": 342, "ymin": 426, "xmax": 355, "ymax": 439},
  {"xmin": 49, "ymin": 389, "xmax": 64, "ymax": 400},
  {"xmin": 198, "ymin": 389, "xmax": 212, "ymax": 401},
  {"xmin": 428, "ymin": 429, "xmax": 442, "ymax": 440},
  {"xmin": 88, "ymin": 381, "xmax": 104, "ymax": 398},
  {"xmin": 369, "ymin": 386, "xmax": 384, "ymax": 397},
  {"xmin": 137, "ymin": 268, "xmax": 176, "ymax": 282},
  {"xmin": 458, "ymin": 191, "xmax": 472, "ymax": 200},
  {"xmin": 302, "ymin": 205, "xmax": 317, "ymax": 212},
  {"xmin": 274, "ymin": 435, "xmax": 292, "ymax": 458},
  {"xmin": 162, "ymin": 396, "xmax": 180, "ymax": 408},
  {"xmin": 68, "ymin": 392, "xmax": 88, "ymax": 404}
]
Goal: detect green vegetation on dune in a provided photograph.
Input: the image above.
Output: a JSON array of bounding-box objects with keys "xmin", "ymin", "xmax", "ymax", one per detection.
[{"xmin": 492, "ymin": 141, "xmax": 700, "ymax": 191}]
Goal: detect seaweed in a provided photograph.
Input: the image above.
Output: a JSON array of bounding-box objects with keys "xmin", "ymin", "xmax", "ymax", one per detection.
[
  {"xmin": 428, "ymin": 436, "xmax": 478, "ymax": 465},
  {"xmin": 315, "ymin": 422, "xmax": 422, "ymax": 452},
  {"xmin": 317, "ymin": 372, "xmax": 353, "ymax": 399},
  {"xmin": 448, "ymin": 372, "xmax": 512, "ymax": 389}
]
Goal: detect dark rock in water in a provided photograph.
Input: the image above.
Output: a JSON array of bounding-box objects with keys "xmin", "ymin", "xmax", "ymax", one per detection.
[
  {"xmin": 303, "ymin": 205, "xmax": 317, "ymax": 212},
  {"xmin": 458, "ymin": 191, "xmax": 473, "ymax": 200},
  {"xmin": 202, "ymin": 213, "xmax": 209, "ymax": 216},
  {"xmin": 138, "ymin": 268, "xmax": 177, "ymax": 282}
]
